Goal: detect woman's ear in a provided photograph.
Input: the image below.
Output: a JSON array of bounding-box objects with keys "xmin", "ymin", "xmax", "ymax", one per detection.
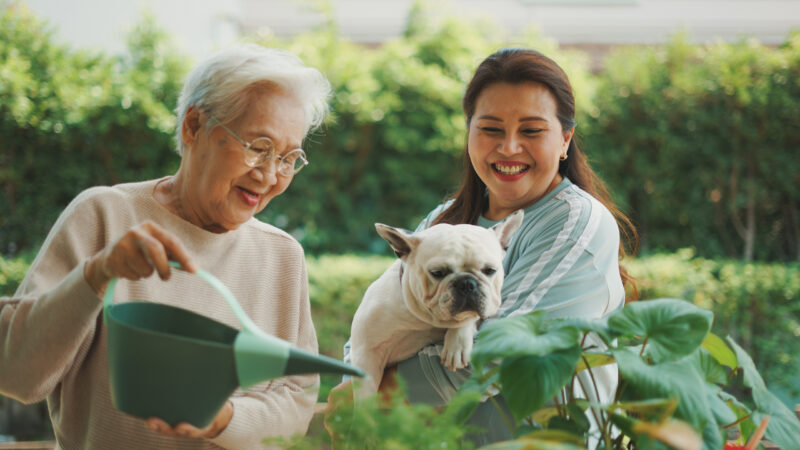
[
  {"xmin": 181, "ymin": 106, "xmax": 203, "ymax": 148},
  {"xmin": 562, "ymin": 126, "xmax": 575, "ymax": 150}
]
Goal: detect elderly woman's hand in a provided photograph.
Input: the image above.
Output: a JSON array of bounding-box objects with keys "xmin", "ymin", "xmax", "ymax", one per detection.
[
  {"xmin": 83, "ymin": 220, "xmax": 198, "ymax": 296},
  {"xmin": 145, "ymin": 400, "xmax": 233, "ymax": 439}
]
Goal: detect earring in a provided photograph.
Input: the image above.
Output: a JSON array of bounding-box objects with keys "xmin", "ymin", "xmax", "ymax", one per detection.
[{"xmin": 560, "ymin": 153, "xmax": 568, "ymax": 161}]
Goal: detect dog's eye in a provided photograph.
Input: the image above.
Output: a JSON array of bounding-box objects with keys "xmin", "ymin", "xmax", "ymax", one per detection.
[
  {"xmin": 482, "ymin": 267, "xmax": 497, "ymax": 276},
  {"xmin": 430, "ymin": 269, "xmax": 451, "ymax": 280}
]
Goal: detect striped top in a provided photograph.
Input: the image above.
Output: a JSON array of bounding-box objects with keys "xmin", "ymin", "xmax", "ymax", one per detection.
[{"xmin": 401, "ymin": 177, "xmax": 623, "ymax": 404}]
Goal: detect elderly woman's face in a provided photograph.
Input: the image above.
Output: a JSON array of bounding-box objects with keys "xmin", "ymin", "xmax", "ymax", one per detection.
[{"xmin": 182, "ymin": 87, "xmax": 305, "ymax": 232}]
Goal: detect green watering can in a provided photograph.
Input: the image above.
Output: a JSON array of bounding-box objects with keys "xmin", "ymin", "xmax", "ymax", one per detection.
[{"xmin": 103, "ymin": 262, "xmax": 363, "ymax": 427}]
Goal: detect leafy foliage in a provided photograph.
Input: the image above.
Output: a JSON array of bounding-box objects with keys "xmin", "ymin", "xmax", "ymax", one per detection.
[
  {"xmin": 585, "ymin": 33, "xmax": 800, "ymax": 262},
  {"xmin": 269, "ymin": 380, "xmax": 481, "ymax": 449},
  {"xmin": 462, "ymin": 298, "xmax": 800, "ymax": 449},
  {"xmin": 0, "ymin": 7, "xmax": 187, "ymax": 255}
]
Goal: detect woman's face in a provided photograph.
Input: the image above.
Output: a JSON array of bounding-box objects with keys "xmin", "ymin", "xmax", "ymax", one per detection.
[
  {"xmin": 468, "ymin": 81, "xmax": 574, "ymax": 220},
  {"xmin": 181, "ymin": 86, "xmax": 305, "ymax": 232}
]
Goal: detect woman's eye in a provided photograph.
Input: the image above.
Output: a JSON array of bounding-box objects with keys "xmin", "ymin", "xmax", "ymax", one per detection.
[
  {"xmin": 481, "ymin": 127, "xmax": 503, "ymax": 134},
  {"xmin": 482, "ymin": 267, "xmax": 497, "ymax": 276},
  {"xmin": 521, "ymin": 128, "xmax": 543, "ymax": 136}
]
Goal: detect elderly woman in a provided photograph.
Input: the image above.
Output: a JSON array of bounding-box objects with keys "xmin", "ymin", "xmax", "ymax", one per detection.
[{"xmin": 0, "ymin": 44, "xmax": 330, "ymax": 449}]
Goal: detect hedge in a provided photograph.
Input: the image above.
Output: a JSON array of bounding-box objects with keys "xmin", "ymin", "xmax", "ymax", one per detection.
[
  {"xmin": 2, "ymin": 251, "xmax": 796, "ymax": 407},
  {"xmin": 5, "ymin": 6, "xmax": 796, "ymax": 261}
]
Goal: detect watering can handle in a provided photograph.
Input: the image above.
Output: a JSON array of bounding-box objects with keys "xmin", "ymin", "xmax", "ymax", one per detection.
[{"xmin": 102, "ymin": 262, "xmax": 263, "ymax": 337}]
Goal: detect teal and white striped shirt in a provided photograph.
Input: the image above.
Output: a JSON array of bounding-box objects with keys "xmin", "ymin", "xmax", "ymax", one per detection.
[{"xmin": 399, "ymin": 177, "xmax": 624, "ymax": 445}]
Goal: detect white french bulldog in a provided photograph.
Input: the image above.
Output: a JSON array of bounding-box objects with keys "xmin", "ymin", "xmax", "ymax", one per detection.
[{"xmin": 348, "ymin": 210, "xmax": 523, "ymax": 395}]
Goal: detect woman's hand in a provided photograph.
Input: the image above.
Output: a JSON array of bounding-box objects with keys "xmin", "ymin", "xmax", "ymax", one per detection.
[
  {"xmin": 145, "ymin": 400, "xmax": 233, "ymax": 439},
  {"xmin": 83, "ymin": 220, "xmax": 198, "ymax": 296}
]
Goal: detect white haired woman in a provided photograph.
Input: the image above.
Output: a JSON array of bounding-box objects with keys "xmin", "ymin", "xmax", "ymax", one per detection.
[{"xmin": 0, "ymin": 44, "xmax": 330, "ymax": 449}]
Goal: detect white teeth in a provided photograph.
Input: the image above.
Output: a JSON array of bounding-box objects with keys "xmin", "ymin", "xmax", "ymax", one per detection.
[{"xmin": 493, "ymin": 164, "xmax": 528, "ymax": 175}]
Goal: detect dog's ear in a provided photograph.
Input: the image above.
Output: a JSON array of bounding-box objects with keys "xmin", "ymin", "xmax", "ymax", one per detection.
[
  {"xmin": 491, "ymin": 209, "xmax": 524, "ymax": 250},
  {"xmin": 375, "ymin": 224, "xmax": 419, "ymax": 260}
]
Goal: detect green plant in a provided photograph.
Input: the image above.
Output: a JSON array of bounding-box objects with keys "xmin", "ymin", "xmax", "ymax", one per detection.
[
  {"xmin": 268, "ymin": 380, "xmax": 481, "ymax": 449},
  {"xmin": 459, "ymin": 298, "xmax": 800, "ymax": 449}
]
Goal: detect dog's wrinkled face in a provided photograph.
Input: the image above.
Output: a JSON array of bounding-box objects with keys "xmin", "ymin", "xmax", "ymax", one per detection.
[
  {"xmin": 410, "ymin": 225, "xmax": 505, "ymax": 323},
  {"xmin": 376, "ymin": 210, "xmax": 523, "ymax": 327}
]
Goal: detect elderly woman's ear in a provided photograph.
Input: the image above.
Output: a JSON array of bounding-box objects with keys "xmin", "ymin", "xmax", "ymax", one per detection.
[{"xmin": 181, "ymin": 106, "xmax": 204, "ymax": 148}]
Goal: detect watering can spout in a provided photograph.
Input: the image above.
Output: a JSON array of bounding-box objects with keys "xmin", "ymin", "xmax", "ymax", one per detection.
[
  {"xmin": 234, "ymin": 329, "xmax": 364, "ymax": 389},
  {"xmin": 284, "ymin": 347, "xmax": 365, "ymax": 378}
]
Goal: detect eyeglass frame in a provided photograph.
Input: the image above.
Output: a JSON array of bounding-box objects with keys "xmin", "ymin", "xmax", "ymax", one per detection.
[{"xmin": 208, "ymin": 115, "xmax": 309, "ymax": 176}]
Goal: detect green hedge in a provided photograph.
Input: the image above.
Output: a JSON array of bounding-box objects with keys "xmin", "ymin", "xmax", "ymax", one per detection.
[
  {"xmin": 585, "ymin": 33, "xmax": 800, "ymax": 261},
  {"xmin": 2, "ymin": 251, "xmax": 797, "ymax": 406},
  {"xmin": 11, "ymin": 6, "xmax": 800, "ymax": 262}
]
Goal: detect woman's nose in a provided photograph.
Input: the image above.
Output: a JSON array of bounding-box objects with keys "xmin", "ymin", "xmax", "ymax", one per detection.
[
  {"xmin": 498, "ymin": 135, "xmax": 523, "ymax": 155},
  {"xmin": 251, "ymin": 158, "xmax": 279, "ymax": 185}
]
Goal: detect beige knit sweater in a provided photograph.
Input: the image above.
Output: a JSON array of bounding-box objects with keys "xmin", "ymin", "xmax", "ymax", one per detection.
[{"xmin": 0, "ymin": 178, "xmax": 319, "ymax": 449}]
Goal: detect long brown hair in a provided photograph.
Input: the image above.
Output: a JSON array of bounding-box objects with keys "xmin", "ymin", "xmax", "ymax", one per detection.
[{"xmin": 434, "ymin": 48, "xmax": 639, "ymax": 298}]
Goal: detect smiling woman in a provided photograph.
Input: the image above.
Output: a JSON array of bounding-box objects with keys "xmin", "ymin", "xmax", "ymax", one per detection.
[
  {"xmin": 387, "ymin": 48, "xmax": 639, "ymax": 447},
  {"xmin": 0, "ymin": 44, "xmax": 331, "ymax": 449}
]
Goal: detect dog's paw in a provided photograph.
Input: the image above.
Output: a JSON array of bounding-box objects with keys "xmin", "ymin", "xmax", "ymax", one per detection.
[
  {"xmin": 442, "ymin": 327, "xmax": 474, "ymax": 371},
  {"xmin": 441, "ymin": 347, "xmax": 470, "ymax": 371}
]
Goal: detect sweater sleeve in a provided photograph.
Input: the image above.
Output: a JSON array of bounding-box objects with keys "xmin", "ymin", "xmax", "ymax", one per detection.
[
  {"xmin": 210, "ymin": 247, "xmax": 319, "ymax": 449},
  {"xmin": 0, "ymin": 189, "xmax": 118, "ymax": 403}
]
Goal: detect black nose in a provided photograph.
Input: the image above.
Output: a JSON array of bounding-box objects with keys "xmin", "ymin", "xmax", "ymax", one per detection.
[
  {"xmin": 454, "ymin": 276, "xmax": 478, "ymax": 296},
  {"xmin": 451, "ymin": 275, "xmax": 482, "ymax": 314}
]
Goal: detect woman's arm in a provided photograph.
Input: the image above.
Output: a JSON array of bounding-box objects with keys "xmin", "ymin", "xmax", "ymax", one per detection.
[
  {"xmin": 0, "ymin": 189, "xmax": 115, "ymax": 403},
  {"xmin": 0, "ymin": 266, "xmax": 103, "ymax": 403}
]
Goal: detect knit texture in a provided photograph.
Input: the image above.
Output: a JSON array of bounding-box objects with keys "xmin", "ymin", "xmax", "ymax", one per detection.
[{"xmin": 0, "ymin": 178, "xmax": 319, "ymax": 449}]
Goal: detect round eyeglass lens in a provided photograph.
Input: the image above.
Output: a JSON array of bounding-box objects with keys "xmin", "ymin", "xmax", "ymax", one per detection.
[
  {"xmin": 245, "ymin": 138, "xmax": 274, "ymax": 166},
  {"xmin": 283, "ymin": 149, "xmax": 307, "ymax": 175}
]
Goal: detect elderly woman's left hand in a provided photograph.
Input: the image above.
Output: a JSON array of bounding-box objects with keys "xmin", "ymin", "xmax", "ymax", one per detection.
[{"xmin": 145, "ymin": 400, "xmax": 233, "ymax": 439}]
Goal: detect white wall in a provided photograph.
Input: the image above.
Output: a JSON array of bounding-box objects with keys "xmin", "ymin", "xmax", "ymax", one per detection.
[
  {"xmin": 20, "ymin": 0, "xmax": 242, "ymax": 61},
  {"xmin": 15, "ymin": 0, "xmax": 800, "ymax": 60}
]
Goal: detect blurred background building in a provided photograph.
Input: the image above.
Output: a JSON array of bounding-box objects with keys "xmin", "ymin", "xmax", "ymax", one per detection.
[{"xmin": 20, "ymin": 0, "xmax": 800, "ymax": 65}]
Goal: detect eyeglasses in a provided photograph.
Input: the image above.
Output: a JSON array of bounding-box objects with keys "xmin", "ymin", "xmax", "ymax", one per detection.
[{"xmin": 209, "ymin": 116, "xmax": 309, "ymax": 176}]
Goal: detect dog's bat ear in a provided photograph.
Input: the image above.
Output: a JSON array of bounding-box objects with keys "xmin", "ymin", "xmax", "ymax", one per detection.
[
  {"xmin": 375, "ymin": 223, "xmax": 418, "ymax": 260},
  {"xmin": 491, "ymin": 209, "xmax": 524, "ymax": 250}
]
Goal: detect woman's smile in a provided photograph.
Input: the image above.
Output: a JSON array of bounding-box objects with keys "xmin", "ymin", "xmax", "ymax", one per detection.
[
  {"xmin": 492, "ymin": 161, "xmax": 530, "ymax": 180},
  {"xmin": 236, "ymin": 186, "xmax": 262, "ymax": 207}
]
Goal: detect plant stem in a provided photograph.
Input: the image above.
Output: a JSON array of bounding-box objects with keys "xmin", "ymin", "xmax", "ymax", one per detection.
[
  {"xmin": 639, "ymin": 336, "xmax": 649, "ymax": 357},
  {"xmin": 575, "ymin": 368, "xmax": 608, "ymax": 448},
  {"xmin": 488, "ymin": 394, "xmax": 515, "ymax": 435},
  {"xmin": 723, "ymin": 413, "xmax": 752, "ymax": 429}
]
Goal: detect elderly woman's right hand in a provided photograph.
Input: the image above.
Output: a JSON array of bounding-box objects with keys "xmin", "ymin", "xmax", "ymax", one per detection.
[{"xmin": 83, "ymin": 220, "xmax": 198, "ymax": 296}]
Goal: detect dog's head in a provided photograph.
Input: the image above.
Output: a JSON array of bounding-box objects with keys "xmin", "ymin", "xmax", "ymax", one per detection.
[{"xmin": 375, "ymin": 210, "xmax": 523, "ymax": 327}]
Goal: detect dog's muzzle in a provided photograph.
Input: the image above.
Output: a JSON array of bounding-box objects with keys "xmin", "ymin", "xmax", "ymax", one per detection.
[{"xmin": 450, "ymin": 274, "xmax": 485, "ymax": 316}]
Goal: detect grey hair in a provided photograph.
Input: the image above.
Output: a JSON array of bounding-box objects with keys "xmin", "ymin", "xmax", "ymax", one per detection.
[{"xmin": 173, "ymin": 43, "xmax": 331, "ymax": 155}]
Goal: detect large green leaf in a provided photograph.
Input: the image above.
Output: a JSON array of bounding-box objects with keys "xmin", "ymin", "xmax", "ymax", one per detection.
[
  {"xmin": 473, "ymin": 312, "xmax": 581, "ymax": 370},
  {"xmin": 686, "ymin": 348, "xmax": 739, "ymax": 433},
  {"xmin": 499, "ymin": 345, "xmax": 582, "ymax": 422},
  {"xmin": 686, "ymin": 348, "xmax": 728, "ymax": 385},
  {"xmin": 612, "ymin": 348, "xmax": 712, "ymax": 432},
  {"xmin": 575, "ymin": 352, "xmax": 615, "ymax": 373},
  {"xmin": 727, "ymin": 337, "xmax": 800, "ymax": 450},
  {"xmin": 607, "ymin": 298, "xmax": 713, "ymax": 363},
  {"xmin": 545, "ymin": 317, "xmax": 615, "ymax": 344},
  {"xmin": 700, "ymin": 332, "xmax": 737, "ymax": 369}
]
